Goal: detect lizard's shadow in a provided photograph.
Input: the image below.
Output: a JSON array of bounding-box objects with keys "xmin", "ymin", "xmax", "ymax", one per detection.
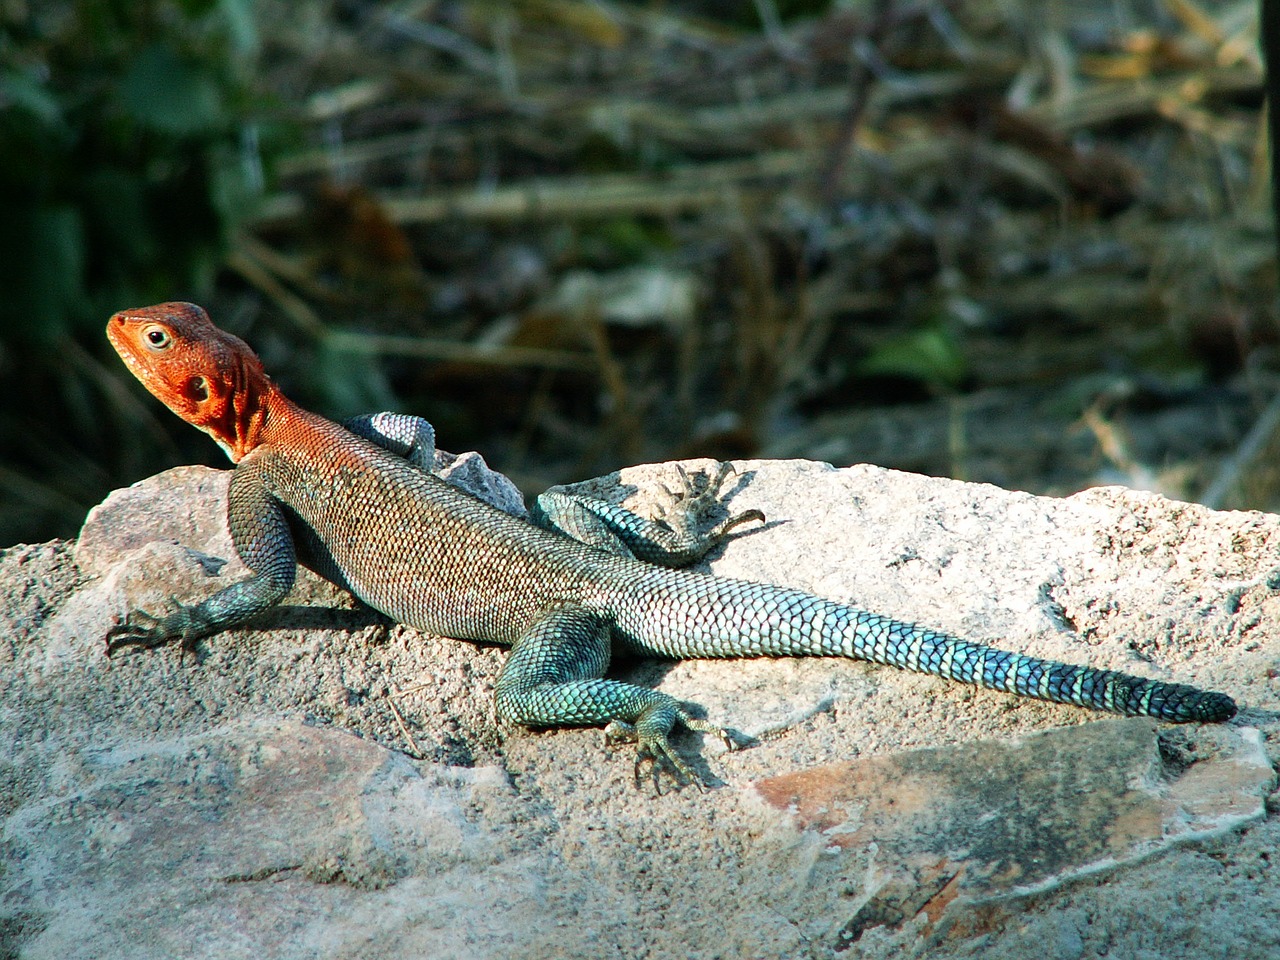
[{"xmin": 253, "ymin": 604, "xmax": 387, "ymax": 632}]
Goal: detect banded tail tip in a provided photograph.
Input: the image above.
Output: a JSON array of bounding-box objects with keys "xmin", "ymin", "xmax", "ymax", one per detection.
[
  {"xmin": 1158, "ymin": 688, "xmax": 1237, "ymax": 723},
  {"xmin": 1195, "ymin": 691, "xmax": 1238, "ymax": 723}
]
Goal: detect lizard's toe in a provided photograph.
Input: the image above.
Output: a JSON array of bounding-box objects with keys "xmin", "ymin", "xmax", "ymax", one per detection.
[
  {"xmin": 634, "ymin": 735, "xmax": 704, "ymax": 793},
  {"xmin": 104, "ymin": 610, "xmax": 169, "ymax": 656},
  {"xmin": 677, "ymin": 710, "xmax": 746, "ymax": 753},
  {"xmin": 603, "ymin": 718, "xmax": 637, "ymax": 748}
]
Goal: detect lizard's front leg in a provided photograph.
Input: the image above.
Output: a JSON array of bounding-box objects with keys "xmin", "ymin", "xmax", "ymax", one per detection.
[
  {"xmin": 343, "ymin": 412, "xmax": 438, "ymax": 471},
  {"xmin": 105, "ymin": 462, "xmax": 297, "ymax": 654},
  {"xmin": 344, "ymin": 411, "xmax": 528, "ymax": 517},
  {"xmin": 494, "ymin": 605, "xmax": 733, "ymax": 789}
]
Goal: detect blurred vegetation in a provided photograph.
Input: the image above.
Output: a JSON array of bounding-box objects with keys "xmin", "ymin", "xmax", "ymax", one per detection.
[
  {"xmin": 1, "ymin": 0, "xmax": 264, "ymax": 542},
  {"xmin": 0, "ymin": 0, "xmax": 1276, "ymax": 547},
  {"xmin": 0, "ymin": 1, "xmax": 256, "ymax": 337}
]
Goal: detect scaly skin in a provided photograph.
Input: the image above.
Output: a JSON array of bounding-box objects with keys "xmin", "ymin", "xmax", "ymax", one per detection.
[{"xmin": 105, "ymin": 303, "xmax": 1238, "ymax": 787}]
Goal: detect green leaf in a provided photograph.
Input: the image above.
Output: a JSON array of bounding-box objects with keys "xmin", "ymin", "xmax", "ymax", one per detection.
[
  {"xmin": 118, "ymin": 45, "xmax": 224, "ymax": 135},
  {"xmin": 174, "ymin": 0, "xmax": 218, "ymax": 17},
  {"xmin": 79, "ymin": 169, "xmax": 157, "ymax": 268},
  {"xmin": 0, "ymin": 69, "xmax": 65, "ymax": 129},
  {"xmin": 859, "ymin": 326, "xmax": 968, "ymax": 390}
]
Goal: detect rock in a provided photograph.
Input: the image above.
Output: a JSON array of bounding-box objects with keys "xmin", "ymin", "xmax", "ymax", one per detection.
[
  {"xmin": 752, "ymin": 717, "xmax": 1273, "ymax": 946},
  {"xmin": 5, "ymin": 718, "xmax": 582, "ymax": 960},
  {"xmin": 75, "ymin": 465, "xmax": 237, "ymax": 579},
  {"xmin": 432, "ymin": 448, "xmax": 528, "ymax": 517},
  {"xmin": 2, "ymin": 457, "xmax": 1279, "ymax": 960}
]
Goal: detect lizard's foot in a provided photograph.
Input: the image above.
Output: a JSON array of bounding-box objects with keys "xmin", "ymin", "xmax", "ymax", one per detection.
[
  {"xmin": 531, "ymin": 461, "xmax": 762, "ymax": 567},
  {"xmin": 605, "ymin": 719, "xmax": 701, "ymax": 793},
  {"xmin": 105, "ymin": 610, "xmax": 171, "ymax": 656},
  {"xmin": 105, "ymin": 602, "xmax": 206, "ymax": 658},
  {"xmin": 655, "ymin": 463, "xmax": 764, "ymax": 546},
  {"xmin": 604, "ymin": 707, "xmax": 740, "ymax": 792}
]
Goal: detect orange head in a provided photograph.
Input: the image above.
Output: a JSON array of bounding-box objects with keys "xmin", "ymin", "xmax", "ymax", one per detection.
[{"xmin": 107, "ymin": 302, "xmax": 273, "ymax": 462}]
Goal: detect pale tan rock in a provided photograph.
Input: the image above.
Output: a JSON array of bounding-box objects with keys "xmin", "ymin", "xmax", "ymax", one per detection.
[
  {"xmin": 2, "ymin": 458, "xmax": 1278, "ymax": 960},
  {"xmin": 751, "ymin": 717, "xmax": 1273, "ymax": 946}
]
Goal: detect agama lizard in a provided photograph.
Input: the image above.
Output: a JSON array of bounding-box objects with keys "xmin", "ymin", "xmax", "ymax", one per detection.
[{"xmin": 105, "ymin": 302, "xmax": 1238, "ymax": 784}]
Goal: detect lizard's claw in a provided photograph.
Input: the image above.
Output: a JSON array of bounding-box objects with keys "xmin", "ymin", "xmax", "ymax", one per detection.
[
  {"xmin": 709, "ymin": 507, "xmax": 766, "ymax": 541},
  {"xmin": 604, "ymin": 719, "xmax": 702, "ymax": 792},
  {"xmin": 636, "ymin": 738, "xmax": 703, "ymax": 795},
  {"xmin": 603, "ymin": 709, "xmax": 744, "ymax": 793},
  {"xmin": 105, "ymin": 599, "xmax": 205, "ymax": 658},
  {"xmin": 654, "ymin": 462, "xmax": 765, "ymax": 546},
  {"xmin": 700, "ymin": 463, "xmax": 766, "ymax": 538},
  {"xmin": 677, "ymin": 713, "xmax": 742, "ymax": 753},
  {"xmin": 105, "ymin": 609, "xmax": 172, "ymax": 656}
]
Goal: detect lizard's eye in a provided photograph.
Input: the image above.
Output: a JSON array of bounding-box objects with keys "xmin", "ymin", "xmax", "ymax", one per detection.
[{"xmin": 142, "ymin": 325, "xmax": 172, "ymax": 350}]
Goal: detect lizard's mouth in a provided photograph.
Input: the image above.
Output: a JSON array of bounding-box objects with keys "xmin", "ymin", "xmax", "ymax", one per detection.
[
  {"xmin": 105, "ymin": 312, "xmax": 184, "ymax": 415},
  {"xmin": 105, "ymin": 317, "xmax": 142, "ymax": 375}
]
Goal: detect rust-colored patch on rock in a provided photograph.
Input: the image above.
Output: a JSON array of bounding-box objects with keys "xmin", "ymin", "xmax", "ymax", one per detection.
[{"xmin": 755, "ymin": 718, "xmax": 1273, "ymax": 945}]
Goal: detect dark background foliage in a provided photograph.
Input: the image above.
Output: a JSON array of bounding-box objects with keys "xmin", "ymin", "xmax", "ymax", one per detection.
[{"xmin": 0, "ymin": 0, "xmax": 1274, "ymax": 546}]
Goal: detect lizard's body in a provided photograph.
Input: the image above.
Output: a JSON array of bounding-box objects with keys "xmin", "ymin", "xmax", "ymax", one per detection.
[{"xmin": 106, "ymin": 303, "xmax": 1237, "ymax": 783}]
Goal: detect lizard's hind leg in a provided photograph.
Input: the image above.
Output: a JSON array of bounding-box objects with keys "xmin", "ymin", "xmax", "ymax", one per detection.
[
  {"xmin": 494, "ymin": 605, "xmax": 728, "ymax": 787},
  {"xmin": 532, "ymin": 462, "xmax": 764, "ymax": 567}
]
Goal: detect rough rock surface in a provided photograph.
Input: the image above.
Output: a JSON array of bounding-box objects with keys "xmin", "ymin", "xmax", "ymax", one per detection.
[{"xmin": 2, "ymin": 458, "xmax": 1278, "ymax": 960}]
